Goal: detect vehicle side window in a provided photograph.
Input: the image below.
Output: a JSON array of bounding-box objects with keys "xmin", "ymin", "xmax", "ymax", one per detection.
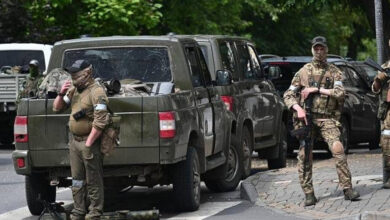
[
  {"xmin": 185, "ymin": 46, "xmax": 203, "ymax": 87},
  {"xmin": 219, "ymin": 41, "xmax": 238, "ymax": 80},
  {"xmin": 197, "ymin": 47, "xmax": 212, "ymax": 86},
  {"xmin": 248, "ymin": 46, "xmax": 262, "ymax": 78},
  {"xmin": 236, "ymin": 43, "xmax": 254, "ymax": 80},
  {"xmin": 338, "ymin": 66, "xmax": 353, "ymax": 87},
  {"xmin": 347, "ymin": 67, "xmax": 369, "ymax": 90}
]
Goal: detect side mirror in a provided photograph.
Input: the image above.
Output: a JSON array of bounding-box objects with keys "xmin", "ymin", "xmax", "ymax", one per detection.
[
  {"xmin": 216, "ymin": 70, "xmax": 233, "ymax": 86},
  {"xmin": 268, "ymin": 66, "xmax": 282, "ymax": 80}
]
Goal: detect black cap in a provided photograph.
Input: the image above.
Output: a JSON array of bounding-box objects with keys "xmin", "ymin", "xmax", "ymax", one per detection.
[
  {"xmin": 311, "ymin": 36, "xmax": 327, "ymax": 47},
  {"xmin": 64, "ymin": 60, "xmax": 90, "ymax": 74}
]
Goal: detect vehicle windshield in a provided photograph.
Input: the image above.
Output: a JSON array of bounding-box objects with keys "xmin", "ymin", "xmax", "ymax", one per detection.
[
  {"xmin": 268, "ymin": 62, "xmax": 305, "ymax": 95},
  {"xmin": 63, "ymin": 47, "xmax": 172, "ymax": 82},
  {"xmin": 0, "ymin": 50, "xmax": 46, "ymax": 71}
]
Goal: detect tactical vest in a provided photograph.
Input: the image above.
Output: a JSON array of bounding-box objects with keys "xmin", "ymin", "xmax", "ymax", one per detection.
[
  {"xmin": 299, "ymin": 63, "xmax": 340, "ymax": 118},
  {"xmin": 377, "ymin": 61, "xmax": 390, "ymax": 120}
]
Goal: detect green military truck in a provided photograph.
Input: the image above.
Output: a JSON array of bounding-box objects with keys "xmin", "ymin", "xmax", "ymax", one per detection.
[
  {"xmin": 191, "ymin": 35, "xmax": 288, "ymax": 178},
  {"xmin": 12, "ymin": 36, "xmax": 243, "ymax": 214}
]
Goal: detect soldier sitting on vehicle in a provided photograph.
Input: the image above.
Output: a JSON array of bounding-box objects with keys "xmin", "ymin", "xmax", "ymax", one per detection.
[{"xmin": 18, "ymin": 60, "xmax": 44, "ymax": 99}]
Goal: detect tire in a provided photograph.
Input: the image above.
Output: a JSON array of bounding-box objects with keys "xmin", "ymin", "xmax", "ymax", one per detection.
[
  {"xmin": 173, "ymin": 147, "xmax": 201, "ymax": 211},
  {"xmin": 340, "ymin": 117, "xmax": 350, "ymax": 154},
  {"xmin": 204, "ymin": 134, "xmax": 243, "ymax": 192},
  {"xmin": 267, "ymin": 124, "xmax": 287, "ymax": 169},
  {"xmin": 369, "ymin": 120, "xmax": 380, "ymax": 150},
  {"xmin": 241, "ymin": 126, "xmax": 253, "ymax": 178},
  {"xmin": 25, "ymin": 174, "xmax": 56, "ymax": 215}
]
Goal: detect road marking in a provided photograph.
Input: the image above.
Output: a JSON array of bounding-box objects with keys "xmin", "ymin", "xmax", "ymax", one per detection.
[
  {"xmin": 274, "ymin": 180, "xmax": 292, "ymax": 184},
  {"xmin": 0, "ymin": 200, "xmax": 73, "ymax": 220},
  {"xmin": 163, "ymin": 201, "xmax": 241, "ymax": 220}
]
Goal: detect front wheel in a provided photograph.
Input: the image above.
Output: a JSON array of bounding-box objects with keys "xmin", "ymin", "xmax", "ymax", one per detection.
[
  {"xmin": 25, "ymin": 174, "xmax": 56, "ymax": 215},
  {"xmin": 268, "ymin": 123, "xmax": 287, "ymax": 169},
  {"xmin": 241, "ymin": 127, "xmax": 253, "ymax": 178},
  {"xmin": 173, "ymin": 147, "xmax": 201, "ymax": 211},
  {"xmin": 204, "ymin": 134, "xmax": 242, "ymax": 192}
]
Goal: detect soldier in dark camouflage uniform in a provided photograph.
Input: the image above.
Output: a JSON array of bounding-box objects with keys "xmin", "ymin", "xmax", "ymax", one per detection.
[
  {"xmin": 283, "ymin": 36, "xmax": 360, "ymax": 206},
  {"xmin": 53, "ymin": 60, "xmax": 109, "ymax": 220},
  {"xmin": 19, "ymin": 60, "xmax": 43, "ymax": 98},
  {"xmin": 372, "ymin": 39, "xmax": 390, "ymax": 189}
]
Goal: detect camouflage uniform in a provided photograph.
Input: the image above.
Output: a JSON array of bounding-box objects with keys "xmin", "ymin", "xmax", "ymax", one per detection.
[
  {"xmin": 372, "ymin": 60, "xmax": 390, "ymax": 186},
  {"xmin": 19, "ymin": 75, "xmax": 44, "ymax": 98},
  {"xmin": 284, "ymin": 61, "xmax": 353, "ymax": 195},
  {"xmin": 54, "ymin": 64, "xmax": 109, "ymax": 219},
  {"xmin": 38, "ymin": 68, "xmax": 71, "ymax": 98}
]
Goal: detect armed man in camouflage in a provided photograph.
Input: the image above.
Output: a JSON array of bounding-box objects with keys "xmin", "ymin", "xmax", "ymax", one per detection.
[
  {"xmin": 283, "ymin": 36, "xmax": 360, "ymax": 206},
  {"xmin": 53, "ymin": 60, "xmax": 109, "ymax": 220},
  {"xmin": 19, "ymin": 60, "xmax": 44, "ymax": 98},
  {"xmin": 372, "ymin": 39, "xmax": 390, "ymax": 189}
]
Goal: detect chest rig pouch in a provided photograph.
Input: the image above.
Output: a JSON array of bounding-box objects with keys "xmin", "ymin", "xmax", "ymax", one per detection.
[{"xmin": 307, "ymin": 65, "xmax": 338, "ymax": 116}]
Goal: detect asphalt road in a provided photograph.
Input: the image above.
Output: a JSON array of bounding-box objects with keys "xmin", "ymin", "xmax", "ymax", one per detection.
[{"xmin": 2, "ymin": 144, "xmax": 358, "ymax": 220}]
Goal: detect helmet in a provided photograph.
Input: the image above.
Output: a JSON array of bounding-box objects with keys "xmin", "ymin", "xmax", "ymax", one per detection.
[{"xmin": 29, "ymin": 59, "xmax": 39, "ymax": 67}]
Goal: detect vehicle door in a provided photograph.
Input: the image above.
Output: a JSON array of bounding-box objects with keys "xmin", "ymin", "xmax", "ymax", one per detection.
[
  {"xmin": 345, "ymin": 66, "xmax": 377, "ymax": 138},
  {"xmin": 195, "ymin": 46, "xmax": 226, "ymax": 154},
  {"xmin": 184, "ymin": 44, "xmax": 214, "ymax": 156},
  {"xmin": 248, "ymin": 45, "xmax": 277, "ymax": 139},
  {"xmin": 234, "ymin": 42, "xmax": 263, "ymax": 139},
  {"xmin": 339, "ymin": 65, "xmax": 369, "ymax": 138}
]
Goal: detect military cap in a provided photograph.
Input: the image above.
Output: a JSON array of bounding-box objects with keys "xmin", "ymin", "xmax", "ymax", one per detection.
[
  {"xmin": 64, "ymin": 59, "xmax": 90, "ymax": 74},
  {"xmin": 29, "ymin": 59, "xmax": 39, "ymax": 67},
  {"xmin": 312, "ymin": 36, "xmax": 327, "ymax": 47}
]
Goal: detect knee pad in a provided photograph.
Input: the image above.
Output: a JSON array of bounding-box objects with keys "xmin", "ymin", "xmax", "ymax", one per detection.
[{"xmin": 332, "ymin": 141, "xmax": 344, "ymax": 155}]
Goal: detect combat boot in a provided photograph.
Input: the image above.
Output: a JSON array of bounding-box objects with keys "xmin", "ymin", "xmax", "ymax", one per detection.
[
  {"xmin": 343, "ymin": 188, "xmax": 360, "ymax": 201},
  {"xmin": 383, "ymin": 179, "xmax": 390, "ymax": 189},
  {"xmin": 304, "ymin": 193, "xmax": 317, "ymax": 206}
]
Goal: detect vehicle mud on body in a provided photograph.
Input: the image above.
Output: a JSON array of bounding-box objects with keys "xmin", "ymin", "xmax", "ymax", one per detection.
[{"xmin": 12, "ymin": 36, "xmax": 240, "ymax": 214}]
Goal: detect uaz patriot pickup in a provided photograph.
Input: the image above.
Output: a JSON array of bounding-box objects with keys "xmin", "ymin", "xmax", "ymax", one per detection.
[{"xmin": 12, "ymin": 36, "xmax": 242, "ymax": 214}]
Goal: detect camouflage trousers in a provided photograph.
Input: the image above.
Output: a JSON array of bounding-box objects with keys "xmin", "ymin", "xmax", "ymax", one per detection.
[
  {"xmin": 297, "ymin": 119, "xmax": 352, "ymax": 195},
  {"xmin": 380, "ymin": 115, "xmax": 390, "ymax": 181},
  {"xmin": 69, "ymin": 136, "xmax": 104, "ymax": 220}
]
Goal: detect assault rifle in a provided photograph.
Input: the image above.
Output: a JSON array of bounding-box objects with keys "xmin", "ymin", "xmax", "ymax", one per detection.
[
  {"xmin": 290, "ymin": 92, "xmax": 315, "ymax": 178},
  {"xmin": 364, "ymin": 58, "xmax": 390, "ymax": 74}
]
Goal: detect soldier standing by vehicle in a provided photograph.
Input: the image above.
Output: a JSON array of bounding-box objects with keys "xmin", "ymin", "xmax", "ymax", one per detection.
[
  {"xmin": 19, "ymin": 59, "xmax": 43, "ymax": 98},
  {"xmin": 372, "ymin": 39, "xmax": 390, "ymax": 189},
  {"xmin": 53, "ymin": 60, "xmax": 109, "ymax": 220},
  {"xmin": 283, "ymin": 36, "xmax": 360, "ymax": 206}
]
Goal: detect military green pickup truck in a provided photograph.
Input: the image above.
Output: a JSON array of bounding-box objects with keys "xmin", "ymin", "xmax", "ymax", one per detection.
[{"xmin": 12, "ymin": 36, "xmax": 241, "ymax": 214}]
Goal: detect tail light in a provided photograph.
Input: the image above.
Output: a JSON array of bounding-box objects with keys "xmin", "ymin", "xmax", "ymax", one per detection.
[
  {"xmin": 16, "ymin": 158, "xmax": 25, "ymax": 168},
  {"xmin": 159, "ymin": 112, "xmax": 176, "ymax": 138},
  {"xmin": 14, "ymin": 116, "xmax": 28, "ymax": 143},
  {"xmin": 221, "ymin": 96, "xmax": 233, "ymax": 111}
]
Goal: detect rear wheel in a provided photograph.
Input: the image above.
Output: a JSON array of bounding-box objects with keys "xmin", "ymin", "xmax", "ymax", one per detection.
[
  {"xmin": 173, "ymin": 147, "xmax": 201, "ymax": 211},
  {"xmin": 340, "ymin": 117, "xmax": 350, "ymax": 154},
  {"xmin": 241, "ymin": 127, "xmax": 253, "ymax": 178},
  {"xmin": 25, "ymin": 174, "xmax": 56, "ymax": 215},
  {"xmin": 268, "ymin": 124, "xmax": 287, "ymax": 169},
  {"xmin": 204, "ymin": 134, "xmax": 242, "ymax": 192},
  {"xmin": 369, "ymin": 120, "xmax": 380, "ymax": 150}
]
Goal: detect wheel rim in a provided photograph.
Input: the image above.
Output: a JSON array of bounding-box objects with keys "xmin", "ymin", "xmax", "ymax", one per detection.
[
  {"xmin": 243, "ymin": 138, "xmax": 251, "ymax": 171},
  {"xmin": 225, "ymin": 144, "xmax": 239, "ymax": 182},
  {"xmin": 192, "ymin": 157, "xmax": 201, "ymax": 202}
]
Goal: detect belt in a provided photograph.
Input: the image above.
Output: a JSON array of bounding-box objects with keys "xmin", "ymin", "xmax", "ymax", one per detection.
[
  {"xmin": 382, "ymin": 130, "xmax": 390, "ymax": 136},
  {"xmin": 73, "ymin": 134, "xmax": 88, "ymax": 142}
]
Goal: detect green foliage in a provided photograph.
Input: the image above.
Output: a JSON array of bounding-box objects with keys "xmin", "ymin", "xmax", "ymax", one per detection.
[
  {"xmin": 26, "ymin": 0, "xmax": 163, "ymax": 42},
  {"xmin": 2, "ymin": 0, "xmax": 384, "ymax": 59}
]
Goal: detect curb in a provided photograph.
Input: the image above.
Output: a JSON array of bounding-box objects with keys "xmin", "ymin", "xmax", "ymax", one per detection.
[{"xmin": 240, "ymin": 179, "xmax": 258, "ymax": 204}]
